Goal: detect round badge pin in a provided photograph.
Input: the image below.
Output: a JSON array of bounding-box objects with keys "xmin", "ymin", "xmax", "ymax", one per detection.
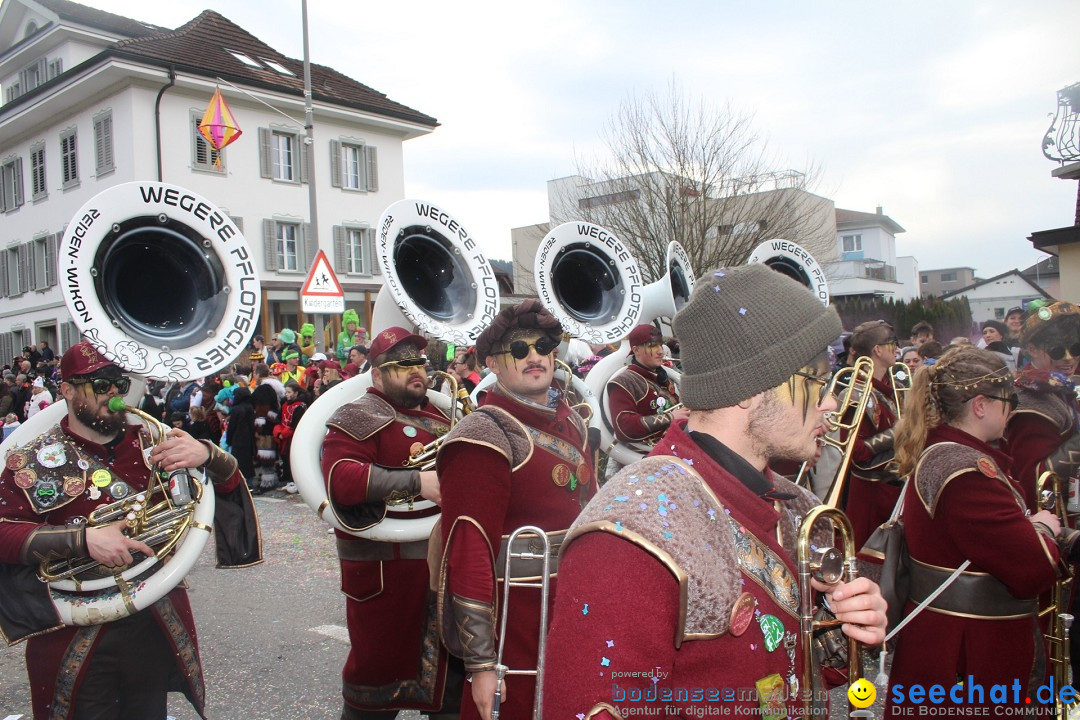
[
  {"xmin": 656, "ymin": 397, "xmax": 667, "ymax": 409},
  {"xmin": 402, "ymin": 426, "xmax": 418, "ymax": 438},
  {"xmin": 728, "ymin": 592, "xmax": 757, "ymax": 637},
  {"xmin": 77, "ymin": 459, "xmax": 91, "ymax": 471},
  {"xmin": 109, "ymin": 481, "xmax": 131, "ymax": 499},
  {"xmin": 1039, "ymin": 307, "xmax": 1053, "ymax": 321},
  {"xmin": 409, "ymin": 441, "xmax": 425, "ymax": 457},
  {"xmin": 37, "ymin": 443, "xmax": 67, "ymax": 469},
  {"xmin": 6, "ymin": 452, "xmax": 27, "ymax": 471},
  {"xmin": 63, "ymin": 476, "xmax": 85, "ymax": 497},
  {"xmin": 91, "ymin": 469, "xmax": 112, "ymax": 488},
  {"xmin": 551, "ymin": 464, "xmax": 571, "ymax": 487},
  {"xmin": 976, "ymin": 457, "xmax": 997, "ymax": 479},
  {"xmin": 14, "ymin": 468, "xmax": 37, "ymax": 489}
]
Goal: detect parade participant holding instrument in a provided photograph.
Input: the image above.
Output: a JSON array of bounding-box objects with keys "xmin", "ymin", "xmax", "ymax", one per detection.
[
  {"xmin": 0, "ymin": 341, "xmax": 260, "ymax": 719},
  {"xmin": 886, "ymin": 345, "xmax": 1070, "ymax": 714},
  {"xmin": 542, "ymin": 265, "xmax": 886, "ymax": 719},
  {"xmin": 843, "ymin": 319, "xmax": 904, "ymax": 548},
  {"xmin": 1007, "ymin": 301, "xmax": 1080, "ymax": 510},
  {"xmin": 436, "ymin": 299, "xmax": 596, "ymax": 720},
  {"xmin": 320, "ymin": 327, "xmax": 459, "ymax": 719},
  {"xmin": 606, "ymin": 324, "xmax": 688, "ymax": 450}
]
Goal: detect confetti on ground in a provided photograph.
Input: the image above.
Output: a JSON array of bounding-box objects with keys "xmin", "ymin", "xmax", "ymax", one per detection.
[
  {"xmin": 601, "ymin": 657, "xmax": 610, "ymax": 667},
  {"xmin": 607, "ymin": 640, "xmax": 615, "ymax": 647},
  {"xmin": 582, "ymin": 603, "xmax": 589, "ymax": 616}
]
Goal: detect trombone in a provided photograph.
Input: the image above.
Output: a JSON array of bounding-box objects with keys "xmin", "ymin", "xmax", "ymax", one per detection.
[
  {"xmin": 493, "ymin": 526, "xmax": 552, "ymax": 720},
  {"xmin": 794, "ymin": 356, "xmax": 876, "ymax": 506},
  {"xmin": 797, "ymin": 505, "xmax": 862, "ymax": 716},
  {"xmin": 1037, "ymin": 471, "xmax": 1078, "ymax": 720}
]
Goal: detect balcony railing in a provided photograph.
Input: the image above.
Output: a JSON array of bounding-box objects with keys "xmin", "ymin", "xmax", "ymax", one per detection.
[{"xmin": 1043, "ymin": 82, "xmax": 1080, "ymax": 163}]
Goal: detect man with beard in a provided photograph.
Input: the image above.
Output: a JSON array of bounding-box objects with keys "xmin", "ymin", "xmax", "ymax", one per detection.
[
  {"xmin": 320, "ymin": 327, "xmax": 459, "ymax": 719},
  {"xmin": 605, "ymin": 324, "xmax": 689, "ymax": 461},
  {"xmin": 541, "ymin": 266, "xmax": 886, "ymax": 719},
  {"xmin": 435, "ymin": 300, "xmax": 596, "ymax": 720},
  {"xmin": 0, "ymin": 341, "xmax": 261, "ymax": 719}
]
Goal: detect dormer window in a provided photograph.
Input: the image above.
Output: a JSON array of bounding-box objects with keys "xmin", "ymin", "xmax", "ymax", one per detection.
[{"xmin": 226, "ymin": 50, "xmax": 262, "ymax": 68}]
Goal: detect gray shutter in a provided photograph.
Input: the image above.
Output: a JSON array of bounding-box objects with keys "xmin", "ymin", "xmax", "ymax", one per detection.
[
  {"xmin": 94, "ymin": 114, "xmax": 114, "ymax": 174},
  {"xmin": 299, "ymin": 136, "xmax": 309, "ymax": 184},
  {"xmin": 14, "ymin": 157, "xmax": 23, "ymax": 208},
  {"xmin": 329, "ymin": 140, "xmax": 341, "ymax": 188},
  {"xmin": 17, "ymin": 243, "xmax": 29, "ymax": 294},
  {"xmin": 303, "ymin": 222, "xmax": 315, "ymax": 269},
  {"xmin": 47, "ymin": 233, "xmax": 58, "ymax": 287},
  {"xmin": 0, "ymin": 250, "xmax": 7, "ymax": 297},
  {"xmin": 258, "ymin": 128, "xmax": 272, "ymax": 178},
  {"xmin": 333, "ymin": 225, "xmax": 346, "ymax": 272},
  {"xmin": 367, "ymin": 228, "xmax": 380, "ymax": 275},
  {"xmin": 26, "ymin": 240, "xmax": 36, "ymax": 291},
  {"xmin": 262, "ymin": 219, "xmax": 277, "ymax": 271},
  {"xmin": 366, "ymin": 146, "xmax": 378, "ymax": 192}
]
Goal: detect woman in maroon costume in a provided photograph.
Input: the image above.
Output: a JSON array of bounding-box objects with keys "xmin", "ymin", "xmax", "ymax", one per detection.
[{"xmin": 886, "ymin": 346, "xmax": 1068, "ymax": 715}]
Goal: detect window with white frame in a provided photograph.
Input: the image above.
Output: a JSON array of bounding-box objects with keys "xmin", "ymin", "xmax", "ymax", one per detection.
[
  {"xmin": 30, "ymin": 143, "xmax": 46, "ymax": 201},
  {"xmin": 18, "ymin": 58, "xmax": 46, "ymax": 94},
  {"xmin": 5, "ymin": 247, "xmax": 21, "ymax": 296},
  {"xmin": 333, "ymin": 224, "xmax": 378, "ymax": 275},
  {"xmin": 47, "ymin": 58, "xmax": 62, "ymax": 80},
  {"xmin": 1, "ymin": 157, "xmax": 23, "ymax": 212},
  {"xmin": 277, "ymin": 221, "xmax": 299, "ymax": 270},
  {"xmin": 330, "ymin": 139, "xmax": 378, "ymax": 192},
  {"xmin": 32, "ymin": 234, "xmax": 56, "ymax": 289},
  {"xmin": 259, "ymin": 128, "xmax": 304, "ymax": 183},
  {"xmin": 841, "ymin": 234, "xmax": 862, "ymax": 253},
  {"xmin": 93, "ymin": 111, "xmax": 114, "ymax": 176},
  {"xmin": 191, "ymin": 114, "xmax": 224, "ymax": 173},
  {"xmin": 60, "ymin": 129, "xmax": 78, "ymax": 188},
  {"xmin": 940, "ymin": 271, "xmax": 957, "ymax": 282},
  {"xmin": 262, "ymin": 219, "xmax": 312, "ymax": 273}
]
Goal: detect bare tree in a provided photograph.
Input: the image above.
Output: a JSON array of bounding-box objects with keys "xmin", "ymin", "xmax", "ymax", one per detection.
[{"xmin": 557, "ymin": 82, "xmax": 834, "ymax": 282}]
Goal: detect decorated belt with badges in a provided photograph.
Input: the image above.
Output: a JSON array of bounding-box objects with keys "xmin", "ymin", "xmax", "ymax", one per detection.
[
  {"xmin": 523, "ymin": 426, "xmax": 589, "ymax": 491},
  {"xmin": 6, "ymin": 433, "xmax": 137, "ymax": 514}
]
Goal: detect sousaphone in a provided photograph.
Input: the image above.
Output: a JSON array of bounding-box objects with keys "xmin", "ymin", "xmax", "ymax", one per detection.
[
  {"xmin": 290, "ymin": 200, "xmax": 498, "ymax": 542},
  {"xmin": 0, "ymin": 181, "xmax": 259, "ymax": 631}
]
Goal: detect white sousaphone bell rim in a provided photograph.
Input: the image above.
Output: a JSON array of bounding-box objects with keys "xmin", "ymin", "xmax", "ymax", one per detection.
[
  {"xmin": 746, "ymin": 238, "xmax": 830, "ymax": 307},
  {"xmin": 533, "ymin": 221, "xmax": 645, "ymax": 346},
  {"xmin": 0, "ymin": 399, "xmax": 214, "ymax": 624},
  {"xmin": 290, "ymin": 371, "xmax": 445, "ymax": 542},
  {"xmin": 60, "ymin": 181, "xmax": 261, "ymax": 381},
  {"xmin": 375, "ymin": 199, "xmax": 500, "ymax": 347}
]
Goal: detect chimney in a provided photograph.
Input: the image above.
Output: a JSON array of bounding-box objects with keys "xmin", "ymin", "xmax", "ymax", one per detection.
[{"xmin": 876, "ymin": 205, "xmax": 883, "ymax": 215}]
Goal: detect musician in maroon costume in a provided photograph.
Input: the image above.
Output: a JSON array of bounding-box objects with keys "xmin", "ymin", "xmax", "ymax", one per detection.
[
  {"xmin": 843, "ymin": 319, "xmax": 905, "ymax": 548},
  {"xmin": 0, "ymin": 341, "xmax": 261, "ymax": 720},
  {"xmin": 542, "ymin": 265, "xmax": 886, "ymax": 720},
  {"xmin": 436, "ymin": 300, "xmax": 596, "ymax": 720},
  {"xmin": 320, "ymin": 327, "xmax": 460, "ymax": 720},
  {"xmin": 606, "ymin": 324, "xmax": 688, "ymax": 449},
  {"xmin": 885, "ymin": 346, "xmax": 1075, "ymax": 714},
  {"xmin": 1005, "ymin": 301, "xmax": 1080, "ymax": 674},
  {"xmin": 1006, "ymin": 302, "xmax": 1080, "ymax": 511}
]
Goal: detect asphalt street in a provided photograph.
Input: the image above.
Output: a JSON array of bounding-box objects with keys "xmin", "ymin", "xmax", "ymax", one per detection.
[{"xmin": 0, "ymin": 490, "xmax": 879, "ymax": 720}]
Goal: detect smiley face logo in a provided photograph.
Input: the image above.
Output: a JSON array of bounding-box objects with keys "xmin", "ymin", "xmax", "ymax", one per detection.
[{"xmin": 848, "ymin": 678, "xmax": 877, "ymax": 709}]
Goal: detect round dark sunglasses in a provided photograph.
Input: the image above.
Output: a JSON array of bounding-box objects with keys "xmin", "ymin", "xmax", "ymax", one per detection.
[
  {"xmin": 377, "ymin": 357, "xmax": 427, "ymax": 370},
  {"xmin": 496, "ymin": 336, "xmax": 558, "ymax": 360},
  {"xmin": 1047, "ymin": 343, "xmax": 1080, "ymax": 361},
  {"xmin": 70, "ymin": 376, "xmax": 132, "ymax": 395}
]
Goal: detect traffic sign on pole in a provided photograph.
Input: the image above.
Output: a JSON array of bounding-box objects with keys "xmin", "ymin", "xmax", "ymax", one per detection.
[{"xmin": 300, "ymin": 249, "xmax": 345, "ymax": 313}]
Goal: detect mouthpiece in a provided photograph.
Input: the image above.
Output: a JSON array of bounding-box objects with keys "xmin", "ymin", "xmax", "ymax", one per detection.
[{"xmin": 107, "ymin": 396, "xmax": 127, "ymax": 413}]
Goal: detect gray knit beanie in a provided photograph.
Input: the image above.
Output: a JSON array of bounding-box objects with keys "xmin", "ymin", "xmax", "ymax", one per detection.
[{"xmin": 673, "ymin": 264, "xmax": 842, "ymax": 409}]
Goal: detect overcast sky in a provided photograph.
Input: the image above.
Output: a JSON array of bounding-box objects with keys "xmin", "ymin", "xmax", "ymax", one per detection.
[{"xmin": 76, "ymin": 0, "xmax": 1080, "ymax": 279}]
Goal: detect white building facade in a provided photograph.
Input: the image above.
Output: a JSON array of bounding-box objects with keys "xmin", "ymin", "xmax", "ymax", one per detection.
[{"xmin": 0, "ymin": 0, "xmax": 436, "ymax": 359}]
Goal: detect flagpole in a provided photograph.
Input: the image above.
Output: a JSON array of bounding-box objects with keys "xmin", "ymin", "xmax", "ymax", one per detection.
[{"xmin": 301, "ymin": 0, "xmax": 324, "ymax": 352}]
